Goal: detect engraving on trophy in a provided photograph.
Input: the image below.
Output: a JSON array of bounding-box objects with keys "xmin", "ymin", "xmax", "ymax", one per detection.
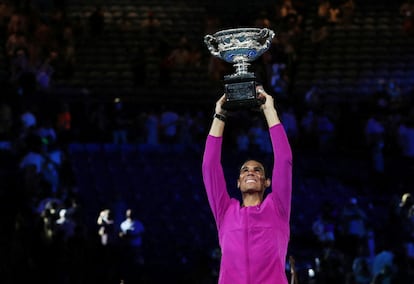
[{"xmin": 204, "ymin": 28, "xmax": 275, "ymax": 110}]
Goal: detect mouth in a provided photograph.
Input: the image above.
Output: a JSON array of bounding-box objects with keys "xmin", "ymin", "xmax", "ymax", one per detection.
[{"xmin": 246, "ymin": 179, "xmax": 257, "ymax": 184}]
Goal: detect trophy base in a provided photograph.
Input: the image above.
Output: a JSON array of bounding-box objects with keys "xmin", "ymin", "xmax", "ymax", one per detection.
[{"xmin": 223, "ymin": 74, "xmax": 262, "ymax": 111}]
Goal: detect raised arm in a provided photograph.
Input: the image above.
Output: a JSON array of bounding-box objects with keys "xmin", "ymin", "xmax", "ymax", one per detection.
[
  {"xmin": 258, "ymin": 87, "xmax": 293, "ymax": 221},
  {"xmin": 202, "ymin": 94, "xmax": 231, "ymax": 228},
  {"xmin": 258, "ymin": 86, "xmax": 281, "ymax": 128}
]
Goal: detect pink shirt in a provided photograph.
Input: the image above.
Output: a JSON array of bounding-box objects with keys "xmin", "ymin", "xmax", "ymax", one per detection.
[{"xmin": 202, "ymin": 124, "xmax": 292, "ymax": 284}]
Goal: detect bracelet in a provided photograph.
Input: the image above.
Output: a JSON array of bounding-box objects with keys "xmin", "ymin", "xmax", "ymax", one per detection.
[{"xmin": 214, "ymin": 113, "xmax": 226, "ymax": 122}]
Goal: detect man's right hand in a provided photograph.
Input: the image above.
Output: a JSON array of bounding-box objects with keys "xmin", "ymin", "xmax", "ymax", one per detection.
[
  {"xmin": 215, "ymin": 94, "xmax": 227, "ymax": 115},
  {"xmin": 257, "ymin": 87, "xmax": 275, "ymax": 112}
]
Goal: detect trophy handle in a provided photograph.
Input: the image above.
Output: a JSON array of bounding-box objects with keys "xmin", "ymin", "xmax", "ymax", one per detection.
[
  {"xmin": 204, "ymin": 35, "xmax": 220, "ymax": 57},
  {"xmin": 259, "ymin": 28, "xmax": 275, "ymax": 51}
]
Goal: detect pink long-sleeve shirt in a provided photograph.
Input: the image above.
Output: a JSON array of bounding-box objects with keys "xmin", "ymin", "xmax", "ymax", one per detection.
[{"xmin": 202, "ymin": 124, "xmax": 292, "ymax": 284}]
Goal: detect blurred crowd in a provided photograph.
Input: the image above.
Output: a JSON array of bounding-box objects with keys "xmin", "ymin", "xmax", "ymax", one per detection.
[{"xmin": 1, "ymin": 0, "xmax": 414, "ymax": 284}]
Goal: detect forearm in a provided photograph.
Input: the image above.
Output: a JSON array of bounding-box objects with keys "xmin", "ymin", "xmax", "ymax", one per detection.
[
  {"xmin": 263, "ymin": 107, "xmax": 281, "ymax": 128},
  {"xmin": 208, "ymin": 115, "xmax": 225, "ymax": 137}
]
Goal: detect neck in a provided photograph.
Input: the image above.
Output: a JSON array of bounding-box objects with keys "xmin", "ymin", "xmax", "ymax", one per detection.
[{"xmin": 242, "ymin": 193, "xmax": 262, "ymax": 207}]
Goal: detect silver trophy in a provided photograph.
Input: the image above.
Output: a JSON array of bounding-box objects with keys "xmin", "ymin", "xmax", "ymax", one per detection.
[{"xmin": 204, "ymin": 27, "xmax": 275, "ymax": 110}]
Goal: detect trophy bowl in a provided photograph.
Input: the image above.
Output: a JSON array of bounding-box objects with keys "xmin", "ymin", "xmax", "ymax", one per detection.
[{"xmin": 204, "ymin": 28, "xmax": 275, "ymax": 110}]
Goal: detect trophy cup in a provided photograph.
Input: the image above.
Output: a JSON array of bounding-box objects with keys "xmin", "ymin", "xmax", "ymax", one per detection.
[{"xmin": 204, "ymin": 27, "xmax": 275, "ymax": 110}]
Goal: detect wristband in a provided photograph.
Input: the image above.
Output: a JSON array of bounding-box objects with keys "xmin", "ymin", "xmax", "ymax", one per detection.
[{"xmin": 214, "ymin": 113, "xmax": 226, "ymax": 122}]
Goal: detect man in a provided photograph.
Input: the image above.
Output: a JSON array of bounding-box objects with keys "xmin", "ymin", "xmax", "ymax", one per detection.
[
  {"xmin": 202, "ymin": 87, "xmax": 293, "ymax": 284},
  {"xmin": 118, "ymin": 208, "xmax": 145, "ymax": 281},
  {"xmin": 119, "ymin": 208, "xmax": 145, "ymax": 249}
]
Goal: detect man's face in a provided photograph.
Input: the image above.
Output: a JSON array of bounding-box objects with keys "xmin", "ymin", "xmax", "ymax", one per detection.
[{"xmin": 238, "ymin": 160, "xmax": 269, "ymax": 193}]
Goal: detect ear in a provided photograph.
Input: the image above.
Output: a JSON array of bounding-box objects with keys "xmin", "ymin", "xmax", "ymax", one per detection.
[
  {"xmin": 265, "ymin": 178, "xmax": 271, "ymax": 188},
  {"xmin": 237, "ymin": 180, "xmax": 240, "ymax": 188}
]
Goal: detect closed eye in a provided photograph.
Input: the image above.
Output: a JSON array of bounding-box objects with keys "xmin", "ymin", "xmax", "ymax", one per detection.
[
  {"xmin": 240, "ymin": 167, "xmax": 249, "ymax": 173},
  {"xmin": 240, "ymin": 166, "xmax": 264, "ymax": 174}
]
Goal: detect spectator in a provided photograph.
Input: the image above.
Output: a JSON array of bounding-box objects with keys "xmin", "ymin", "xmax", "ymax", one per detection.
[
  {"xmin": 166, "ymin": 35, "xmax": 191, "ymax": 68},
  {"xmin": 254, "ymin": 10, "xmax": 272, "ymax": 28},
  {"xmin": 397, "ymin": 115, "xmax": 414, "ymax": 186},
  {"xmin": 19, "ymin": 133, "xmax": 45, "ymax": 175},
  {"xmin": 6, "ymin": 30, "xmax": 28, "ymax": 58},
  {"xmin": 310, "ymin": 17, "xmax": 330, "ymax": 56},
  {"xmin": 394, "ymin": 193, "xmax": 414, "ymax": 257},
  {"xmin": 316, "ymin": 238, "xmax": 347, "ymax": 283},
  {"xmin": 398, "ymin": 193, "xmax": 413, "ymax": 222},
  {"xmin": 280, "ymin": 105, "xmax": 299, "ymax": 145},
  {"xmin": 60, "ymin": 24, "xmax": 77, "ymax": 79},
  {"xmin": 270, "ymin": 63, "xmax": 289, "ymax": 100},
  {"xmin": 55, "ymin": 208, "xmax": 76, "ymax": 242},
  {"xmin": 315, "ymin": 109, "xmax": 336, "ymax": 153},
  {"xmin": 10, "ymin": 46, "xmax": 36, "ymax": 95},
  {"xmin": 372, "ymin": 245, "xmax": 395, "ymax": 283},
  {"xmin": 97, "ymin": 209, "xmax": 116, "ymax": 246},
  {"xmin": 299, "ymin": 109, "xmax": 317, "ymax": 150},
  {"xmin": 36, "ymin": 57, "xmax": 54, "ymax": 91},
  {"xmin": 39, "ymin": 197, "xmax": 62, "ymax": 242},
  {"xmin": 364, "ymin": 112, "xmax": 386, "ymax": 178},
  {"xmin": 36, "ymin": 118, "xmax": 57, "ymax": 144},
  {"xmin": 338, "ymin": 197, "xmax": 369, "ymax": 260},
  {"xmin": 304, "ymin": 85, "xmax": 322, "ymax": 109},
  {"xmin": 42, "ymin": 140, "xmax": 65, "ymax": 194},
  {"xmin": 119, "ymin": 208, "xmax": 145, "ymax": 249},
  {"xmin": 119, "ymin": 207, "xmax": 145, "ymax": 283},
  {"xmin": 159, "ymin": 106, "xmax": 179, "ymax": 145},
  {"xmin": 312, "ymin": 211, "xmax": 336, "ymax": 248},
  {"xmin": 143, "ymin": 109, "xmax": 159, "ymax": 147},
  {"xmin": 340, "ymin": 0, "xmax": 355, "ymax": 27},
  {"xmin": 177, "ymin": 111, "xmax": 196, "ymax": 151},
  {"xmin": 279, "ymin": 0, "xmax": 302, "ymax": 24},
  {"xmin": 351, "ymin": 245, "xmax": 373, "ymax": 284},
  {"xmin": 400, "ymin": 0, "xmax": 414, "ymax": 36},
  {"xmin": 248, "ymin": 118, "xmax": 272, "ymax": 153},
  {"xmin": 56, "ymin": 102, "xmax": 72, "ymax": 144},
  {"xmin": 88, "ymin": 103, "xmax": 110, "ymax": 142},
  {"xmin": 140, "ymin": 10, "xmax": 161, "ymax": 34},
  {"xmin": 111, "ymin": 99, "xmax": 129, "ymax": 144},
  {"xmin": 161, "ymin": 35, "xmax": 192, "ymax": 85}
]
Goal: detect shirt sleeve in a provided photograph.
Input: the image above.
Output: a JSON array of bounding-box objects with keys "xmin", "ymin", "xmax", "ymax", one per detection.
[
  {"xmin": 270, "ymin": 124, "xmax": 293, "ymax": 221},
  {"xmin": 202, "ymin": 135, "xmax": 231, "ymax": 229}
]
